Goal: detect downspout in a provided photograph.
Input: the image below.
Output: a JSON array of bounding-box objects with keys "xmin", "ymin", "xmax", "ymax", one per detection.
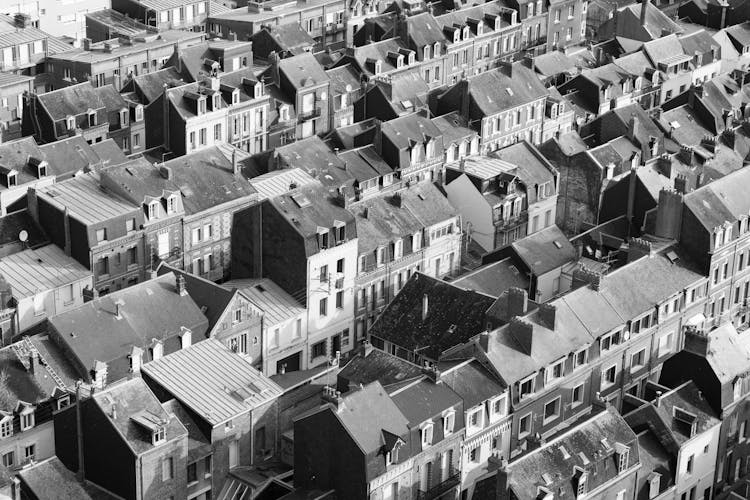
[{"xmin": 75, "ymin": 382, "xmax": 85, "ymax": 481}]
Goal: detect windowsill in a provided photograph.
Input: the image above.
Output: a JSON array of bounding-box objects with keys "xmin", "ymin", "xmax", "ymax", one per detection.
[
  {"xmin": 571, "ymin": 401, "xmax": 583, "ymax": 409},
  {"xmin": 518, "ymin": 431, "xmax": 530, "ymax": 440},
  {"xmin": 630, "ymin": 365, "xmax": 645, "ymax": 373},
  {"xmin": 542, "ymin": 415, "xmax": 559, "ymax": 426},
  {"xmin": 187, "ymin": 481, "xmax": 199, "ymax": 487}
]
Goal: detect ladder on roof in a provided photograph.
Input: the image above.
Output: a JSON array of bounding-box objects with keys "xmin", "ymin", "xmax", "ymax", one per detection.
[{"xmin": 21, "ymin": 337, "xmax": 67, "ymax": 390}]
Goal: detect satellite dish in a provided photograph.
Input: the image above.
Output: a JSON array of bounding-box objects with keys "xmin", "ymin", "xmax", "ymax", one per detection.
[{"xmin": 18, "ymin": 230, "xmax": 28, "ymax": 243}]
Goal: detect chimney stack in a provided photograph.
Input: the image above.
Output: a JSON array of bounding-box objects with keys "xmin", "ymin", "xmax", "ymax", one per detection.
[
  {"xmin": 538, "ymin": 304, "xmax": 557, "ymax": 330},
  {"xmin": 507, "ymin": 288, "xmax": 529, "ymax": 318},
  {"xmin": 654, "ymin": 189, "xmax": 683, "ymax": 240},
  {"xmin": 176, "ymin": 274, "xmax": 188, "ymax": 296},
  {"xmin": 422, "ymin": 293, "xmax": 429, "ymax": 321},
  {"xmin": 640, "ymin": 0, "xmax": 649, "ymax": 26},
  {"xmin": 232, "ymin": 148, "xmax": 240, "ymax": 178},
  {"xmin": 509, "ymin": 317, "xmax": 534, "ymax": 354},
  {"xmin": 321, "ymin": 385, "xmax": 344, "ymax": 411},
  {"xmin": 115, "ymin": 302, "xmax": 123, "ymax": 320},
  {"xmin": 27, "ymin": 350, "xmax": 36, "ymax": 375}
]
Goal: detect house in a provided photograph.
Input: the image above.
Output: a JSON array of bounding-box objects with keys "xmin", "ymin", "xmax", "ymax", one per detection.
[
  {"xmin": 368, "ymin": 272, "xmax": 496, "ymax": 366},
  {"xmin": 660, "ymin": 321, "xmax": 750, "ymax": 498},
  {"xmin": 225, "ymin": 278, "xmax": 308, "ymax": 377},
  {"xmin": 293, "ymin": 381, "xmax": 412, "ymax": 499},
  {"xmin": 84, "ymin": 9, "xmax": 156, "ymax": 42},
  {"xmin": 249, "ymin": 23, "xmax": 315, "ymax": 60},
  {"xmin": 164, "ymin": 38, "xmax": 254, "ymax": 83},
  {"xmin": 1, "ymin": 0, "xmax": 109, "ymax": 39},
  {"xmin": 477, "ymin": 407, "xmax": 640, "ymax": 500},
  {"xmin": 54, "ymin": 377, "xmax": 190, "ymax": 500},
  {"xmin": 0, "ymin": 245, "xmax": 92, "ymax": 336},
  {"xmin": 445, "ymin": 144, "xmax": 558, "ymax": 253},
  {"xmin": 142, "ymin": 339, "xmax": 283, "ymax": 488},
  {"xmin": 0, "ymin": 73, "xmax": 33, "ymax": 142},
  {"xmin": 30, "ymin": 173, "xmax": 147, "ymax": 294},
  {"xmin": 96, "ymin": 85, "xmax": 146, "ymax": 155},
  {"xmin": 160, "ymin": 264, "xmax": 266, "ymax": 369},
  {"xmin": 437, "ymin": 62, "xmax": 549, "ymax": 151},
  {"xmin": 598, "ymin": 0, "xmax": 683, "ymax": 43},
  {"xmin": 231, "ymin": 183, "xmax": 359, "ymax": 366},
  {"xmin": 325, "ymin": 64, "xmax": 362, "ymax": 129},
  {"xmin": 546, "ymin": 0, "xmax": 587, "ymax": 51},
  {"xmin": 354, "ymin": 71, "xmax": 430, "ymax": 122},
  {"xmin": 46, "ymin": 272, "xmax": 209, "ymax": 386},
  {"xmin": 431, "ymin": 112, "xmax": 480, "ymax": 166},
  {"xmin": 0, "ymin": 14, "xmax": 71, "ymax": 75},
  {"xmin": 0, "ymin": 210, "xmax": 46, "ymax": 259},
  {"xmin": 624, "ymin": 381, "xmax": 721, "ymax": 500},
  {"xmin": 44, "ymin": 31, "xmax": 205, "ymax": 92},
  {"xmin": 337, "ymin": 341, "xmax": 424, "ymax": 392},
  {"xmin": 0, "ymin": 339, "xmax": 73, "ymax": 472},
  {"xmin": 0, "ymin": 137, "xmax": 55, "ymax": 217},
  {"xmin": 112, "ymin": 0, "xmax": 218, "ymax": 31},
  {"xmin": 379, "ymin": 112, "xmax": 445, "ymax": 184},
  {"xmin": 16, "ymin": 456, "xmax": 106, "ymax": 500},
  {"xmin": 505, "ymin": 0, "xmax": 549, "ymax": 55},
  {"xmin": 678, "ymin": 0, "xmax": 750, "ymax": 30}
]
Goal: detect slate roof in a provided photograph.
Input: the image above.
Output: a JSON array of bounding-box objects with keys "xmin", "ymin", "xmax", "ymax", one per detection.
[
  {"xmin": 48, "ymin": 273, "xmax": 209, "ymax": 374},
  {"xmin": 368, "ymin": 272, "xmax": 495, "ymax": 359},
  {"xmin": 653, "ymin": 381, "xmax": 720, "ymax": 445},
  {"xmin": 252, "ymin": 23, "xmax": 314, "ymax": 56},
  {"xmin": 337, "ymin": 146, "xmax": 394, "ymax": 183},
  {"xmin": 380, "ymin": 112, "xmax": 443, "ymax": 150},
  {"xmin": 36, "ymin": 82, "xmax": 105, "ymax": 120},
  {"xmin": 278, "ymin": 52, "xmax": 330, "ymax": 90},
  {"xmin": 350, "ymin": 192, "xmax": 423, "ymax": 254},
  {"xmin": 511, "ymin": 225, "xmax": 577, "ymax": 275},
  {"xmin": 39, "ymin": 136, "xmax": 127, "ymax": 178},
  {"xmin": 0, "ymin": 210, "xmax": 46, "ymax": 249},
  {"xmin": 533, "ymin": 50, "xmax": 578, "ymax": 78},
  {"xmin": 128, "ymin": 67, "xmax": 185, "ymax": 104},
  {"xmin": 338, "ymin": 347, "xmax": 424, "ymax": 391},
  {"xmin": 684, "ymin": 167, "xmax": 750, "ymax": 232},
  {"xmin": 36, "ymin": 174, "xmax": 138, "ymax": 226},
  {"xmin": 466, "ymin": 63, "xmax": 549, "ymax": 117},
  {"xmin": 452, "ymin": 258, "xmax": 529, "ymax": 298},
  {"xmin": 17, "ymin": 457, "xmax": 117, "ymax": 500},
  {"xmin": 619, "ymin": 2, "xmax": 682, "ymax": 40},
  {"xmin": 161, "ymin": 399, "xmax": 212, "ymax": 461},
  {"xmin": 0, "ymin": 136, "xmax": 46, "ymax": 189},
  {"xmin": 398, "ymin": 182, "xmax": 458, "ymax": 228},
  {"xmin": 142, "ymin": 338, "xmax": 283, "ymax": 426},
  {"xmin": 274, "ymin": 136, "xmax": 353, "ymax": 187},
  {"xmin": 431, "ymin": 112, "xmax": 477, "ymax": 145},
  {"xmin": 439, "ymin": 360, "xmax": 506, "ymax": 409},
  {"xmin": 506, "ymin": 408, "xmax": 639, "ymax": 500},
  {"xmin": 224, "ymin": 278, "xmax": 306, "ymax": 326},
  {"xmin": 391, "ymin": 378, "xmax": 462, "ymax": 426},
  {"xmin": 0, "ymin": 245, "xmax": 91, "ymax": 299},
  {"xmin": 701, "ymin": 322, "xmax": 750, "ymax": 384},
  {"xmin": 0, "ymin": 340, "xmax": 66, "ymax": 412},
  {"xmin": 326, "ymin": 64, "xmax": 361, "ymax": 96},
  {"xmin": 91, "ymin": 377, "xmax": 188, "ymax": 456},
  {"xmin": 491, "ymin": 141, "xmax": 557, "ymax": 203},
  {"xmin": 248, "ymin": 168, "xmax": 319, "ymax": 200}
]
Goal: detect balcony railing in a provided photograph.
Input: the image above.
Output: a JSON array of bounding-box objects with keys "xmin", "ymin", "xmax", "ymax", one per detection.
[
  {"xmin": 493, "ymin": 210, "xmax": 527, "ymax": 229},
  {"xmin": 416, "ymin": 472, "xmax": 460, "ymax": 500}
]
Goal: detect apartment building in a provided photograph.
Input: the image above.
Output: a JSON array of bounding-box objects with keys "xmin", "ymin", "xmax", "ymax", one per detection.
[
  {"xmin": 2, "ymin": 0, "xmax": 110, "ymax": 39},
  {"xmin": 112, "ymin": 0, "xmax": 216, "ymax": 32},
  {"xmin": 0, "ymin": 14, "xmax": 71, "ymax": 75}
]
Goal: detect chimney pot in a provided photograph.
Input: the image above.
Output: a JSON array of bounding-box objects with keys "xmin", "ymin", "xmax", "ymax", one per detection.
[{"xmin": 176, "ymin": 274, "xmax": 188, "ymax": 296}]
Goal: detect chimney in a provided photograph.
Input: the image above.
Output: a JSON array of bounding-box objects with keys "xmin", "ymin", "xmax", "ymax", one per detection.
[
  {"xmin": 509, "ymin": 317, "xmax": 534, "ymax": 354},
  {"xmin": 159, "ymin": 165, "xmax": 173, "ymax": 179},
  {"xmin": 640, "ymin": 0, "xmax": 649, "ymax": 26},
  {"xmin": 538, "ymin": 304, "xmax": 556, "ymax": 330},
  {"xmin": 83, "ymin": 38, "xmax": 92, "ymax": 51},
  {"xmin": 362, "ymin": 339, "xmax": 373, "ymax": 357},
  {"xmin": 674, "ymin": 174, "xmax": 688, "ymax": 194},
  {"xmin": 683, "ymin": 326, "xmax": 710, "ymax": 356},
  {"xmin": 269, "ymin": 51, "xmax": 281, "ymax": 84},
  {"xmin": 176, "ymin": 274, "xmax": 188, "ymax": 296},
  {"xmin": 478, "ymin": 331, "xmax": 489, "ymax": 352},
  {"xmin": 572, "ymin": 266, "xmax": 604, "ymax": 290},
  {"xmin": 110, "ymin": 405, "xmax": 117, "ymax": 419},
  {"xmin": 507, "ymin": 288, "xmax": 529, "ymax": 318},
  {"xmin": 27, "ymin": 350, "xmax": 36, "ymax": 375},
  {"xmin": 628, "ymin": 114, "xmax": 640, "ymax": 143},
  {"xmin": 627, "ymin": 237, "xmax": 653, "ymax": 262},
  {"xmin": 232, "ymin": 148, "xmax": 240, "ymax": 177},
  {"xmin": 321, "ymin": 385, "xmax": 344, "ymax": 411},
  {"xmin": 678, "ymin": 145, "xmax": 695, "ymax": 165},
  {"xmin": 422, "ymin": 293, "xmax": 429, "ymax": 321},
  {"xmin": 82, "ymin": 285, "xmax": 98, "ymax": 303},
  {"xmin": 115, "ymin": 302, "xmax": 123, "ymax": 319},
  {"xmin": 654, "ymin": 189, "xmax": 683, "ymax": 240}
]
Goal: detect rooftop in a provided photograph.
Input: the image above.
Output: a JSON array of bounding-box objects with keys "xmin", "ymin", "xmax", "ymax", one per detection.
[
  {"xmin": 142, "ymin": 339, "xmax": 283, "ymax": 426},
  {"xmin": 17, "ymin": 456, "xmax": 117, "ymax": 500},
  {"xmin": 511, "ymin": 225, "xmax": 577, "ymax": 275},
  {"xmin": 224, "ymin": 278, "xmax": 306, "ymax": 326},
  {"xmin": 338, "ymin": 346, "xmax": 424, "ymax": 392},
  {"xmin": 452, "ymin": 258, "xmax": 529, "ymax": 298},
  {"xmin": 466, "ymin": 63, "xmax": 549, "ymax": 117},
  {"xmin": 0, "ymin": 244, "xmax": 91, "ymax": 299}
]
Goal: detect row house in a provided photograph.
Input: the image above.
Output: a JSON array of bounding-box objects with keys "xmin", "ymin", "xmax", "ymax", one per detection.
[
  {"xmin": 207, "ymin": 0, "xmax": 347, "ymax": 49},
  {"xmin": 540, "ymin": 86, "xmax": 575, "ymax": 141},
  {"xmin": 438, "ymin": 242, "xmax": 708, "ymax": 461},
  {"xmin": 54, "ymin": 377, "xmax": 190, "ymax": 500},
  {"xmin": 678, "ymin": 0, "xmax": 750, "ymax": 30},
  {"xmin": 3, "ymin": 0, "xmax": 109, "ymax": 39},
  {"xmin": 437, "ymin": 62, "xmax": 549, "ymax": 152},
  {"xmin": 112, "ymin": 0, "xmax": 215, "ymax": 32},
  {"xmin": 714, "ymin": 22, "xmax": 750, "ymax": 73},
  {"xmin": 295, "ymin": 378, "xmax": 464, "ymax": 500},
  {"xmin": 326, "ymin": 64, "xmax": 362, "ymax": 129},
  {"xmin": 0, "ymin": 14, "xmax": 71, "ymax": 75},
  {"xmin": 661, "ymin": 322, "xmax": 750, "ymax": 499},
  {"xmin": 379, "ymin": 112, "xmax": 445, "ymax": 184},
  {"xmin": 433, "ymin": 3, "xmax": 522, "ymax": 86},
  {"xmin": 351, "ymin": 183, "xmax": 462, "ymax": 339},
  {"xmin": 45, "ymin": 272, "xmax": 209, "ymax": 386},
  {"xmin": 546, "ymin": 0, "xmax": 587, "ymax": 51},
  {"xmin": 29, "ymin": 173, "xmax": 148, "ymax": 295},
  {"xmin": 0, "ymin": 73, "xmax": 33, "ymax": 141},
  {"xmin": 165, "ymin": 38, "xmax": 254, "ymax": 82},
  {"xmin": 249, "ymin": 23, "xmax": 316, "ymax": 61},
  {"xmin": 44, "ymin": 32, "xmax": 205, "ymax": 92},
  {"xmin": 445, "ymin": 145, "xmax": 558, "ymax": 253},
  {"xmin": 142, "ymin": 339, "xmax": 283, "ymax": 493},
  {"xmin": 598, "ymin": 0, "xmax": 683, "ymax": 44},
  {"xmin": 0, "ymin": 339, "xmax": 73, "ymax": 472},
  {"xmin": 431, "ymin": 112, "xmax": 481, "ymax": 167},
  {"xmin": 506, "ymin": 0, "xmax": 548, "ymax": 55},
  {"xmin": 558, "ymin": 63, "xmax": 646, "ymax": 117},
  {"xmin": 231, "ymin": 183, "xmax": 360, "ymax": 366},
  {"xmin": 97, "ymin": 85, "xmax": 147, "ymax": 155}
]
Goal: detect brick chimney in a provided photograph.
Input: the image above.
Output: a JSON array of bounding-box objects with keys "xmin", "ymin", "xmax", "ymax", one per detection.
[
  {"xmin": 683, "ymin": 326, "xmax": 710, "ymax": 356},
  {"xmin": 628, "ymin": 114, "xmax": 640, "ymax": 143},
  {"xmin": 537, "ymin": 303, "xmax": 556, "ymax": 330},
  {"xmin": 640, "ymin": 0, "xmax": 650, "ymax": 26},
  {"xmin": 322, "ymin": 385, "xmax": 344, "ymax": 411},
  {"xmin": 176, "ymin": 274, "xmax": 188, "ymax": 296},
  {"xmin": 627, "ymin": 237, "xmax": 653, "ymax": 262},
  {"xmin": 232, "ymin": 148, "xmax": 240, "ymax": 178},
  {"xmin": 509, "ymin": 317, "xmax": 534, "ymax": 354},
  {"xmin": 572, "ymin": 266, "xmax": 604, "ymax": 290},
  {"xmin": 674, "ymin": 174, "xmax": 688, "ymax": 194},
  {"xmin": 654, "ymin": 189, "xmax": 683, "ymax": 240},
  {"xmin": 678, "ymin": 145, "xmax": 695, "ymax": 165},
  {"xmin": 507, "ymin": 288, "xmax": 529, "ymax": 318}
]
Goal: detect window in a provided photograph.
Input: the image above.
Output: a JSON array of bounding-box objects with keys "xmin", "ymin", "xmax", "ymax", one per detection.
[
  {"xmin": 233, "ymin": 309, "xmax": 242, "ymax": 323},
  {"xmin": 204, "ymin": 455, "xmax": 212, "ymax": 477},
  {"xmin": 603, "ymin": 365, "xmax": 617, "ymax": 388},
  {"xmin": 312, "ymin": 340, "xmax": 326, "ymax": 358},
  {"xmin": 572, "ymin": 382, "xmax": 584, "ymax": 407},
  {"xmin": 687, "ymin": 454, "xmax": 694, "ymax": 474},
  {"xmin": 518, "ymin": 413, "xmax": 531, "ymax": 437},
  {"xmin": 320, "ymin": 264, "xmax": 328, "ymax": 282},
  {"xmin": 162, "ymin": 456, "xmax": 174, "ymax": 480},
  {"xmin": 443, "ymin": 412, "xmax": 455, "ymax": 435},
  {"xmin": 20, "ymin": 411, "xmax": 34, "ymax": 431},
  {"xmin": 336, "ymin": 258, "xmax": 344, "ymax": 274},
  {"xmin": 421, "ymin": 423, "xmax": 433, "ymax": 447},
  {"xmin": 658, "ymin": 332, "xmax": 673, "ymax": 357},
  {"xmin": 126, "ymin": 218, "xmax": 135, "ymax": 233},
  {"xmin": 294, "ymin": 319, "xmax": 302, "ymax": 339},
  {"xmin": 573, "ymin": 348, "xmax": 587, "ymax": 368},
  {"xmin": 1, "ymin": 451, "xmax": 13, "ymax": 467},
  {"xmin": 229, "ymin": 333, "xmax": 247, "ymax": 354},
  {"xmin": 187, "ymin": 462, "xmax": 198, "ymax": 483},
  {"xmin": 319, "ymin": 297, "xmax": 328, "ymax": 316},
  {"xmin": 492, "ymin": 396, "xmax": 506, "ymax": 417},
  {"xmin": 546, "ymin": 359, "xmax": 564, "ymax": 384},
  {"xmin": 543, "ymin": 397, "xmax": 560, "ymax": 423},
  {"xmin": 336, "ymin": 291, "xmax": 344, "ymax": 309},
  {"xmin": 0, "ymin": 418, "xmax": 12, "ymax": 438},
  {"xmin": 23, "ymin": 444, "xmax": 34, "ymax": 464},
  {"xmin": 96, "ymin": 228, "xmax": 107, "ymax": 242},
  {"xmin": 469, "ymin": 447, "xmax": 479, "ymax": 462},
  {"xmin": 520, "ymin": 376, "xmax": 534, "ymax": 398},
  {"xmin": 214, "ymin": 123, "xmax": 221, "ymax": 141},
  {"xmin": 631, "ymin": 349, "xmax": 646, "ymax": 371},
  {"xmin": 469, "ymin": 409, "xmax": 482, "ymax": 428}
]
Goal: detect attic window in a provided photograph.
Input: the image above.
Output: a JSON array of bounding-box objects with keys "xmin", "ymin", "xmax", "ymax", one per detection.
[
  {"xmin": 280, "ymin": 105, "xmax": 290, "ymax": 122},
  {"xmin": 318, "ymin": 228, "xmax": 330, "ymax": 249},
  {"xmin": 0, "ymin": 416, "xmax": 12, "ymax": 438},
  {"xmin": 135, "ymin": 105, "xmax": 143, "ymax": 121},
  {"xmin": 291, "ymin": 192, "xmax": 311, "ymax": 207},
  {"xmin": 666, "ymin": 251, "xmax": 679, "ymax": 263},
  {"xmin": 254, "ymin": 82, "xmax": 263, "ymax": 99},
  {"xmin": 119, "ymin": 109, "xmax": 128, "ymax": 126},
  {"xmin": 213, "ymin": 94, "xmax": 221, "ymax": 110},
  {"xmin": 615, "ymin": 443, "xmax": 629, "ymax": 473},
  {"xmin": 66, "ymin": 116, "xmax": 75, "ymax": 131},
  {"xmin": 374, "ymin": 59, "xmax": 383, "ymax": 74},
  {"xmin": 88, "ymin": 111, "xmax": 97, "ymax": 127},
  {"xmin": 433, "ymin": 42, "xmax": 440, "ymax": 57},
  {"xmin": 454, "ymin": 29, "xmax": 460, "ymax": 43},
  {"xmin": 462, "ymin": 26, "xmax": 470, "ymax": 39},
  {"xmin": 420, "ymin": 422, "xmax": 433, "ymax": 448},
  {"xmin": 232, "ymin": 89, "xmax": 240, "ymax": 105},
  {"xmin": 553, "ymin": 240, "xmax": 563, "ymax": 249},
  {"xmin": 153, "ymin": 427, "xmax": 166, "ymax": 445},
  {"xmin": 423, "ymin": 45, "xmax": 431, "ymax": 61},
  {"xmin": 6, "ymin": 171, "xmax": 17, "ymax": 187},
  {"xmin": 506, "ymin": 88, "xmax": 514, "ymax": 96},
  {"xmin": 443, "ymin": 410, "xmax": 455, "ymax": 435}
]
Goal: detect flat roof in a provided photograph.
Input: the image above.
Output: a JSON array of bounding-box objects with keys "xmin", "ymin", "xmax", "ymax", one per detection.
[{"xmin": 0, "ymin": 245, "xmax": 90, "ymax": 299}]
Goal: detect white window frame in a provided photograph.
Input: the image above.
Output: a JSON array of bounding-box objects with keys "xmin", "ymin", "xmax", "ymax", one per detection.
[{"xmin": 420, "ymin": 422, "xmax": 434, "ymax": 448}]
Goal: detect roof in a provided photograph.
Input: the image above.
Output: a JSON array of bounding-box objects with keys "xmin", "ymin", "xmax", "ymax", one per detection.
[
  {"xmin": 142, "ymin": 339, "xmax": 283, "ymax": 426},
  {"xmin": 253, "ymin": 23, "xmax": 315, "ymax": 55},
  {"xmin": 248, "ymin": 168, "xmax": 319, "ymax": 200},
  {"xmin": 129, "ymin": 67, "xmax": 185, "ymax": 103},
  {"xmin": 325, "ymin": 64, "xmax": 361, "ymax": 96},
  {"xmin": 0, "ymin": 15, "xmax": 71, "ymax": 54},
  {"xmin": 91, "ymin": 377, "xmax": 187, "ymax": 456},
  {"xmin": 85, "ymin": 9, "xmax": 154, "ymax": 38},
  {"xmin": 702, "ymin": 322, "xmax": 750, "ymax": 384},
  {"xmin": 0, "ymin": 245, "xmax": 91, "ymax": 299},
  {"xmin": 36, "ymin": 82, "xmax": 104, "ymax": 120},
  {"xmin": 338, "ymin": 346, "xmax": 424, "ymax": 391},
  {"xmin": 39, "ymin": 135, "xmax": 128, "ymax": 177},
  {"xmin": 48, "ymin": 273, "xmax": 209, "ymax": 374},
  {"xmin": 0, "ymin": 72, "xmax": 34, "ymax": 87},
  {"xmin": 452, "ymin": 258, "xmax": 529, "ymax": 298},
  {"xmin": 278, "ymin": 52, "xmax": 329, "ymax": 90},
  {"xmin": 0, "ymin": 209, "xmax": 46, "ymax": 249},
  {"xmin": 0, "ymin": 340, "xmax": 67, "ymax": 412},
  {"xmin": 439, "ymin": 360, "xmax": 506, "ymax": 409},
  {"xmin": 456, "ymin": 156, "xmax": 517, "ymax": 181},
  {"xmin": 36, "ymin": 174, "xmax": 138, "ymax": 226},
  {"xmin": 398, "ymin": 182, "xmax": 458, "ymax": 228},
  {"xmin": 466, "ymin": 63, "xmax": 549, "ymax": 117},
  {"xmin": 533, "ymin": 50, "xmax": 578, "ymax": 78},
  {"xmin": 380, "ymin": 112, "xmax": 442, "ymax": 151},
  {"xmin": 337, "ymin": 146, "xmax": 393, "ymax": 183},
  {"xmin": 654, "ymin": 381, "xmax": 720, "ymax": 444},
  {"xmin": 431, "ymin": 112, "xmax": 477, "ymax": 145},
  {"xmin": 224, "ymin": 278, "xmax": 305, "ymax": 326},
  {"xmin": 274, "ymin": 136, "xmax": 353, "ymax": 187},
  {"xmin": 391, "ymin": 378, "xmax": 462, "ymax": 425},
  {"xmin": 350, "ymin": 192, "xmax": 423, "ymax": 254},
  {"xmin": 619, "ymin": 2, "xmax": 682, "ymax": 40},
  {"xmin": 511, "ymin": 225, "xmax": 577, "ymax": 275},
  {"xmin": 161, "ymin": 399, "xmax": 212, "ymax": 461},
  {"xmin": 369, "ymin": 273, "xmax": 495, "ymax": 359},
  {"xmin": 684, "ymin": 167, "xmax": 750, "ymax": 232},
  {"xmin": 17, "ymin": 457, "xmax": 117, "ymax": 500},
  {"xmin": 505, "ymin": 407, "xmax": 639, "ymax": 500}
]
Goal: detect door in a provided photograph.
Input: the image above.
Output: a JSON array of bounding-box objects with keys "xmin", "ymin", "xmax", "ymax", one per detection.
[
  {"xmin": 332, "ymin": 334, "xmax": 341, "ymax": 356},
  {"xmin": 229, "ymin": 440, "xmax": 239, "ymax": 468}
]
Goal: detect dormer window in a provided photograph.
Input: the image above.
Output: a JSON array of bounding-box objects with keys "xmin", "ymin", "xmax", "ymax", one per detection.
[
  {"xmin": 443, "ymin": 410, "xmax": 455, "ymax": 435},
  {"xmin": 575, "ymin": 469, "xmax": 587, "ymax": 497},
  {"xmin": 527, "ymin": 2, "xmax": 534, "ymax": 16},
  {"xmin": 6, "ymin": 170, "xmax": 17, "ymax": 187},
  {"xmin": 519, "ymin": 374, "xmax": 535, "ymax": 398},
  {"xmin": 423, "ymin": 46, "xmax": 431, "ymax": 60},
  {"xmin": 454, "ymin": 29, "xmax": 460, "ymax": 43},
  {"xmin": 280, "ymin": 105, "xmax": 290, "ymax": 122},
  {"xmin": 408, "ymin": 52, "xmax": 415, "ymax": 64},
  {"xmin": 734, "ymin": 377, "xmax": 743, "ymax": 401},
  {"xmin": 56, "ymin": 395, "xmax": 71, "ymax": 411},
  {"xmin": 433, "ymin": 42, "xmax": 440, "ymax": 57},
  {"xmin": 420, "ymin": 422, "xmax": 433, "ymax": 448},
  {"xmin": 151, "ymin": 340, "xmax": 163, "ymax": 361},
  {"xmin": 254, "ymin": 82, "xmax": 263, "ymax": 99},
  {"xmin": 341, "ymin": 92, "xmax": 349, "ymax": 108},
  {"xmin": 318, "ymin": 228, "xmax": 330, "ymax": 249},
  {"xmin": 232, "ymin": 89, "xmax": 240, "ymax": 105},
  {"xmin": 120, "ymin": 108, "xmax": 128, "ymax": 126},
  {"xmin": 462, "ymin": 26, "xmax": 470, "ymax": 39},
  {"xmin": 166, "ymin": 194, "xmax": 177, "ymax": 214},
  {"xmin": 0, "ymin": 415, "xmax": 12, "ymax": 439},
  {"xmin": 615, "ymin": 443, "xmax": 630, "ymax": 473},
  {"xmin": 135, "ymin": 105, "xmax": 143, "ymax": 121},
  {"xmin": 213, "ymin": 94, "xmax": 221, "ymax": 110},
  {"xmin": 19, "ymin": 407, "xmax": 35, "ymax": 431},
  {"xmin": 67, "ymin": 116, "xmax": 76, "ymax": 131},
  {"xmin": 153, "ymin": 426, "xmax": 166, "ymax": 445},
  {"xmin": 180, "ymin": 327, "xmax": 192, "ymax": 349},
  {"xmin": 495, "ymin": 16, "xmax": 502, "ymax": 30},
  {"xmin": 198, "ymin": 97, "xmax": 207, "ymax": 115},
  {"xmin": 491, "ymin": 395, "xmax": 507, "ymax": 418},
  {"xmin": 147, "ymin": 201, "xmax": 158, "ymax": 219},
  {"xmin": 649, "ymin": 473, "xmax": 661, "ymax": 498},
  {"xmin": 88, "ymin": 111, "xmax": 97, "ymax": 127},
  {"xmin": 335, "ymin": 221, "xmax": 346, "ymax": 242},
  {"xmin": 374, "ymin": 59, "xmax": 383, "ymax": 74},
  {"xmin": 477, "ymin": 23, "xmax": 483, "ymax": 35},
  {"xmin": 545, "ymin": 358, "xmax": 565, "ymax": 384}
]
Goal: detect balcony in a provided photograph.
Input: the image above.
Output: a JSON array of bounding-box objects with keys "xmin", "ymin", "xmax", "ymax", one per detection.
[
  {"xmin": 298, "ymin": 106, "xmax": 323, "ymax": 121},
  {"xmin": 493, "ymin": 210, "xmax": 527, "ymax": 229},
  {"xmin": 416, "ymin": 472, "xmax": 460, "ymax": 500}
]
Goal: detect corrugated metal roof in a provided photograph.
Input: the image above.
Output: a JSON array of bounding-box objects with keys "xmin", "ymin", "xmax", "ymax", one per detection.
[
  {"xmin": 36, "ymin": 174, "xmax": 138, "ymax": 226},
  {"xmin": 142, "ymin": 339, "xmax": 283, "ymax": 425},
  {"xmin": 457, "ymin": 156, "xmax": 516, "ymax": 180},
  {"xmin": 249, "ymin": 168, "xmax": 318, "ymax": 200},
  {"xmin": 225, "ymin": 278, "xmax": 304, "ymax": 326},
  {"xmin": 0, "ymin": 245, "xmax": 91, "ymax": 299}
]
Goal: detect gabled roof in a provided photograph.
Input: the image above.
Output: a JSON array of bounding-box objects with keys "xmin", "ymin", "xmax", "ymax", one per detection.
[
  {"xmin": 390, "ymin": 378, "xmax": 462, "ymax": 426},
  {"xmin": 338, "ymin": 346, "xmax": 424, "ymax": 391},
  {"xmin": 369, "ymin": 272, "xmax": 495, "ymax": 359},
  {"xmin": 452, "ymin": 258, "xmax": 530, "ymax": 298},
  {"xmin": 0, "ymin": 244, "xmax": 91, "ymax": 299},
  {"xmin": 492, "ymin": 141, "xmax": 558, "ymax": 202},
  {"xmin": 684, "ymin": 166, "xmax": 750, "ymax": 232},
  {"xmin": 252, "ymin": 23, "xmax": 315, "ymax": 56},
  {"xmin": 278, "ymin": 52, "xmax": 330, "ymax": 90},
  {"xmin": 35, "ymin": 82, "xmax": 105, "ymax": 120},
  {"xmin": 248, "ymin": 168, "xmax": 319, "ymax": 200},
  {"xmin": 511, "ymin": 225, "xmax": 577, "ymax": 275},
  {"xmin": 48, "ymin": 273, "xmax": 209, "ymax": 375},
  {"xmin": 466, "ymin": 63, "xmax": 549, "ymax": 117},
  {"xmin": 142, "ymin": 339, "xmax": 282, "ymax": 426},
  {"xmin": 0, "ymin": 340, "xmax": 68, "ymax": 412},
  {"xmin": 431, "ymin": 111, "xmax": 477, "ymax": 145},
  {"xmin": 350, "ymin": 192, "xmax": 423, "ymax": 254},
  {"xmin": 505, "ymin": 408, "xmax": 639, "ymax": 500},
  {"xmin": 224, "ymin": 278, "xmax": 306, "ymax": 326},
  {"xmin": 100, "ymin": 157, "xmax": 183, "ymax": 206},
  {"xmin": 128, "ymin": 67, "xmax": 185, "ymax": 104},
  {"xmin": 91, "ymin": 378, "xmax": 187, "ymax": 456},
  {"xmin": 274, "ymin": 136, "xmax": 354, "ymax": 187},
  {"xmin": 439, "ymin": 360, "xmax": 506, "ymax": 409},
  {"xmin": 39, "ymin": 136, "xmax": 128, "ymax": 177},
  {"xmin": 17, "ymin": 456, "xmax": 114, "ymax": 500},
  {"xmin": 380, "ymin": 112, "xmax": 442, "ymax": 150},
  {"xmin": 337, "ymin": 146, "xmax": 394, "ymax": 183}
]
